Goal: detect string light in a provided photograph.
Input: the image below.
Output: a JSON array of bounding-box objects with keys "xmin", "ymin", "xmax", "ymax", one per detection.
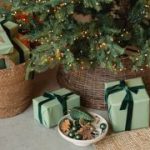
[{"xmin": 6, "ymin": 0, "xmax": 150, "ymax": 71}]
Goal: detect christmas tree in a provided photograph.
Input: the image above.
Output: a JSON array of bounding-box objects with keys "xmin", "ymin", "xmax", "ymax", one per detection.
[{"xmin": 1, "ymin": 0, "xmax": 150, "ymax": 72}]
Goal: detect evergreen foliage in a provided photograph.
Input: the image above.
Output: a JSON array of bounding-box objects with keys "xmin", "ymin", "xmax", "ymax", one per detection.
[{"xmin": 1, "ymin": 0, "xmax": 150, "ymax": 72}]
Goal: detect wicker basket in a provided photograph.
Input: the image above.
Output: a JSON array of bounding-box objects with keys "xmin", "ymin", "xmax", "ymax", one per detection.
[
  {"xmin": 57, "ymin": 64, "xmax": 150, "ymax": 110},
  {"xmin": 0, "ymin": 56, "xmax": 53, "ymax": 118},
  {"xmin": 0, "ymin": 56, "xmax": 33, "ymax": 118}
]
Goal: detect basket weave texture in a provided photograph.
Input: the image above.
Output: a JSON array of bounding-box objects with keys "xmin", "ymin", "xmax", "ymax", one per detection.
[
  {"xmin": 95, "ymin": 128, "xmax": 150, "ymax": 150},
  {"xmin": 57, "ymin": 65, "xmax": 150, "ymax": 110},
  {"xmin": 0, "ymin": 56, "xmax": 52, "ymax": 118}
]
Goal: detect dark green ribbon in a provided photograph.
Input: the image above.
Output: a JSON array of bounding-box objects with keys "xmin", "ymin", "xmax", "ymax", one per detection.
[
  {"xmin": 12, "ymin": 41, "xmax": 25, "ymax": 63},
  {"xmin": 105, "ymin": 80, "xmax": 144, "ymax": 131},
  {"xmin": 0, "ymin": 58, "xmax": 6, "ymax": 69},
  {"xmin": 38, "ymin": 91, "xmax": 74, "ymax": 124}
]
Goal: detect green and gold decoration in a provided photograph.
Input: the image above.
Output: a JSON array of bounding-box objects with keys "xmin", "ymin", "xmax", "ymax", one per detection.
[
  {"xmin": 70, "ymin": 107, "xmax": 94, "ymax": 122},
  {"xmin": 60, "ymin": 107, "xmax": 105, "ymax": 140}
]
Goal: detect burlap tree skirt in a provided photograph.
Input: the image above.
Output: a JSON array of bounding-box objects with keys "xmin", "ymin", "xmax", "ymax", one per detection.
[{"xmin": 95, "ymin": 128, "xmax": 150, "ymax": 150}]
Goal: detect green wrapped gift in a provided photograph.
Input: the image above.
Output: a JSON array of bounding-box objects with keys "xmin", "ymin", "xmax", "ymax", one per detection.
[
  {"xmin": 33, "ymin": 88, "xmax": 80, "ymax": 128},
  {"xmin": 3, "ymin": 21, "xmax": 18, "ymax": 38},
  {"xmin": 105, "ymin": 77, "xmax": 150, "ymax": 132},
  {"xmin": 5, "ymin": 48, "xmax": 20, "ymax": 64},
  {"xmin": 13, "ymin": 37, "xmax": 30, "ymax": 64},
  {"xmin": 0, "ymin": 25, "xmax": 14, "ymax": 54},
  {"xmin": 6, "ymin": 47, "xmax": 29, "ymax": 65}
]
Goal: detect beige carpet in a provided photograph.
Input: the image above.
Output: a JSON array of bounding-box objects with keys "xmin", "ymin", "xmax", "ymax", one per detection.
[{"xmin": 95, "ymin": 128, "xmax": 150, "ymax": 150}]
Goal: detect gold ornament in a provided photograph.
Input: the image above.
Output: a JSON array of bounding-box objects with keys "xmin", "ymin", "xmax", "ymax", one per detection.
[{"xmin": 55, "ymin": 49, "xmax": 61, "ymax": 60}]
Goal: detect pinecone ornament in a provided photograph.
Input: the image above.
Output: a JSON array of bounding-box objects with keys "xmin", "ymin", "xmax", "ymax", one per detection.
[
  {"xmin": 77, "ymin": 126, "xmax": 92, "ymax": 140},
  {"xmin": 111, "ymin": 0, "xmax": 131, "ymax": 18},
  {"xmin": 73, "ymin": 13, "xmax": 92, "ymax": 24},
  {"xmin": 60, "ymin": 119, "xmax": 72, "ymax": 133},
  {"xmin": 77, "ymin": 123, "xmax": 95, "ymax": 140}
]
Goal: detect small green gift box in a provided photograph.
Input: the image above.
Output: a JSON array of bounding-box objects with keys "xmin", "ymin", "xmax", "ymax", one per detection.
[
  {"xmin": 105, "ymin": 77, "xmax": 150, "ymax": 132},
  {"xmin": 0, "ymin": 25, "xmax": 14, "ymax": 54},
  {"xmin": 33, "ymin": 88, "xmax": 80, "ymax": 128}
]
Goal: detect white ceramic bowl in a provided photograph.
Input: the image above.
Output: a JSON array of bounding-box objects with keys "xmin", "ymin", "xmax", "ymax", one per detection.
[{"xmin": 58, "ymin": 112, "xmax": 108, "ymax": 147}]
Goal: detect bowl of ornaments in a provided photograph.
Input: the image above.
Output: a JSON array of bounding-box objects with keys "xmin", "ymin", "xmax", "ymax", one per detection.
[{"xmin": 58, "ymin": 107, "xmax": 108, "ymax": 147}]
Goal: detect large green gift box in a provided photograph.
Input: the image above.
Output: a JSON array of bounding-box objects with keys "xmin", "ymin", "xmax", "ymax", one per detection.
[
  {"xmin": 33, "ymin": 88, "xmax": 80, "ymax": 128},
  {"xmin": 105, "ymin": 77, "xmax": 150, "ymax": 132},
  {"xmin": 0, "ymin": 24, "xmax": 14, "ymax": 54}
]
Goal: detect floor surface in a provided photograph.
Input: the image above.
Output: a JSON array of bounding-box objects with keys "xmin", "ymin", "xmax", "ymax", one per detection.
[{"xmin": 0, "ymin": 69, "xmax": 108, "ymax": 150}]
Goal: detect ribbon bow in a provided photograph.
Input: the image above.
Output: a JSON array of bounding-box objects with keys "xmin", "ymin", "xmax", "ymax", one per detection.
[
  {"xmin": 105, "ymin": 80, "xmax": 144, "ymax": 131},
  {"xmin": 38, "ymin": 91, "xmax": 74, "ymax": 124}
]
